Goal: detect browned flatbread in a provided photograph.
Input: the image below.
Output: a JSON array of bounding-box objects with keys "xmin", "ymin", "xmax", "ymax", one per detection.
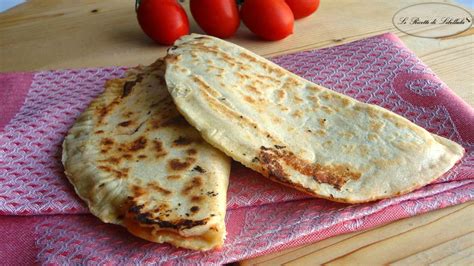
[
  {"xmin": 164, "ymin": 34, "xmax": 465, "ymax": 203},
  {"xmin": 62, "ymin": 59, "xmax": 230, "ymax": 250}
]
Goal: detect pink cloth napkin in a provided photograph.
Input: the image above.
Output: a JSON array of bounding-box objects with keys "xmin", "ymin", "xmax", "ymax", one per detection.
[{"xmin": 0, "ymin": 33, "xmax": 473, "ymax": 264}]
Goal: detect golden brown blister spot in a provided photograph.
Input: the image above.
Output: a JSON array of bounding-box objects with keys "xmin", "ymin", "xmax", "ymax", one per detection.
[
  {"xmin": 370, "ymin": 121, "xmax": 385, "ymax": 132},
  {"xmin": 148, "ymin": 181, "xmax": 171, "ymax": 195},
  {"xmin": 126, "ymin": 137, "xmax": 147, "ymax": 152},
  {"xmin": 278, "ymin": 104, "xmax": 289, "ymax": 112},
  {"xmin": 207, "ymin": 65, "xmax": 225, "ymax": 75},
  {"xmin": 124, "ymin": 111, "xmax": 134, "ymax": 117},
  {"xmin": 98, "ymin": 157, "xmax": 121, "ymax": 165},
  {"xmin": 307, "ymin": 84, "xmax": 322, "ymax": 93},
  {"xmin": 359, "ymin": 145, "xmax": 370, "ymax": 156},
  {"xmin": 368, "ymin": 133, "xmax": 378, "ymax": 142},
  {"xmin": 372, "ymin": 156, "xmax": 403, "ymax": 169},
  {"xmin": 153, "ymin": 140, "xmax": 167, "ymax": 158},
  {"xmin": 187, "ymin": 149, "xmax": 197, "ymax": 156},
  {"xmin": 131, "ymin": 185, "xmax": 146, "ymax": 197},
  {"xmin": 189, "ymin": 45, "xmax": 236, "ymax": 66},
  {"xmin": 394, "ymin": 141, "xmax": 417, "ymax": 151},
  {"xmin": 181, "ymin": 176, "xmax": 203, "ymax": 195},
  {"xmin": 167, "ymin": 175, "xmax": 180, "ymax": 180},
  {"xmin": 272, "ymin": 117, "xmax": 282, "ymax": 124},
  {"xmin": 256, "ymin": 74, "xmax": 281, "ymax": 84},
  {"xmin": 240, "ymin": 52, "xmax": 258, "ymax": 63},
  {"xmin": 353, "ymin": 105, "xmax": 363, "ymax": 112},
  {"xmin": 292, "ymin": 110, "xmax": 303, "ymax": 118},
  {"xmin": 191, "ymin": 196, "xmax": 203, "ymax": 202},
  {"xmin": 366, "ymin": 107, "xmax": 379, "ymax": 118},
  {"xmin": 168, "ymin": 157, "xmax": 196, "ymax": 171},
  {"xmin": 199, "ymin": 83, "xmax": 261, "ymax": 131},
  {"xmin": 97, "ymin": 86, "xmax": 122, "ymax": 123},
  {"xmin": 192, "ymin": 75, "xmax": 221, "ymax": 98},
  {"xmin": 316, "ymin": 129, "xmax": 326, "ymax": 136},
  {"xmin": 276, "ymin": 89, "xmax": 286, "ymax": 100},
  {"xmin": 118, "ymin": 120, "xmax": 132, "ymax": 127},
  {"xmin": 246, "ymin": 85, "xmax": 261, "ymax": 95},
  {"xmin": 239, "ymin": 64, "xmax": 250, "ymax": 71},
  {"xmin": 165, "ymin": 54, "xmax": 181, "ymax": 65},
  {"xmin": 343, "ymin": 144, "xmax": 356, "ymax": 153},
  {"xmin": 283, "ymin": 78, "xmax": 302, "ymax": 89},
  {"xmin": 321, "ymin": 106, "xmax": 334, "ymax": 114},
  {"xmin": 175, "ymin": 65, "xmax": 189, "ymax": 74},
  {"xmin": 341, "ymin": 97, "xmax": 351, "ymax": 107},
  {"xmin": 382, "ymin": 112, "xmax": 413, "ymax": 131},
  {"xmin": 101, "ymin": 138, "xmax": 114, "ymax": 146},
  {"xmin": 137, "ymin": 155, "xmax": 147, "ymax": 159},
  {"xmin": 322, "ymin": 140, "xmax": 333, "ymax": 149},
  {"xmin": 253, "ymin": 79, "xmax": 265, "ymax": 87},
  {"xmin": 321, "ymin": 93, "xmax": 332, "ymax": 101},
  {"xmin": 236, "ymin": 72, "xmax": 251, "ymax": 80},
  {"xmin": 100, "ymin": 138, "xmax": 114, "ymax": 153},
  {"xmin": 243, "ymin": 95, "xmax": 255, "ymax": 104},
  {"xmin": 307, "ymin": 95, "xmax": 320, "ymax": 105},
  {"xmin": 339, "ymin": 131, "xmax": 355, "ymax": 139},
  {"xmin": 98, "ymin": 165, "xmax": 129, "ymax": 179},
  {"xmin": 95, "ymin": 130, "xmax": 104, "ymax": 134},
  {"xmin": 381, "ymin": 112, "xmax": 392, "ymax": 119}
]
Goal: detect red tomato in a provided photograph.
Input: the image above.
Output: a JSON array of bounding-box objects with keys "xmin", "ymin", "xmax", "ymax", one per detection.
[
  {"xmin": 241, "ymin": 0, "xmax": 294, "ymax": 41},
  {"xmin": 190, "ymin": 0, "xmax": 240, "ymax": 38},
  {"xmin": 136, "ymin": 0, "xmax": 189, "ymax": 45},
  {"xmin": 285, "ymin": 0, "xmax": 320, "ymax": 19}
]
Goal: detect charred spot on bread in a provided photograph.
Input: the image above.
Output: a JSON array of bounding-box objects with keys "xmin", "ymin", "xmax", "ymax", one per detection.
[
  {"xmin": 122, "ymin": 75, "xmax": 143, "ymax": 98},
  {"xmin": 193, "ymin": 165, "xmax": 206, "ymax": 173},
  {"xmin": 118, "ymin": 120, "xmax": 132, "ymax": 127},
  {"xmin": 173, "ymin": 136, "xmax": 192, "ymax": 146},
  {"xmin": 258, "ymin": 146, "xmax": 360, "ymax": 190}
]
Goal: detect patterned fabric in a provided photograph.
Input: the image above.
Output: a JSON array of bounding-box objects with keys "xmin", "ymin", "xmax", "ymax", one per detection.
[
  {"xmin": 33, "ymin": 181, "xmax": 473, "ymax": 264},
  {"xmin": 0, "ymin": 33, "xmax": 473, "ymax": 264}
]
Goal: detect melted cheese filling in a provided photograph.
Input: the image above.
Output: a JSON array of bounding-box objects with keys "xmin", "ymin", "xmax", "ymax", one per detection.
[{"xmin": 123, "ymin": 216, "xmax": 222, "ymax": 250}]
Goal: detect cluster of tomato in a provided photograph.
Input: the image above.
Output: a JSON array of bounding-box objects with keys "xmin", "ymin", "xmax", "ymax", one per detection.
[{"xmin": 136, "ymin": 0, "xmax": 320, "ymax": 45}]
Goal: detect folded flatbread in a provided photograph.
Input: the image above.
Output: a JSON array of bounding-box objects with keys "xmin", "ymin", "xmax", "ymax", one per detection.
[
  {"xmin": 62, "ymin": 59, "xmax": 230, "ymax": 250},
  {"xmin": 164, "ymin": 34, "xmax": 465, "ymax": 203}
]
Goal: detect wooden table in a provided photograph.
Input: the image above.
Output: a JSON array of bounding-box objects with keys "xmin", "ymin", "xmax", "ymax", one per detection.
[{"xmin": 1, "ymin": 0, "xmax": 473, "ymax": 264}]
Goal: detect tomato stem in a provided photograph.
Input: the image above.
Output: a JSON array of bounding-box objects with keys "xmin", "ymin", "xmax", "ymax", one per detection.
[{"xmin": 135, "ymin": 0, "xmax": 141, "ymax": 12}]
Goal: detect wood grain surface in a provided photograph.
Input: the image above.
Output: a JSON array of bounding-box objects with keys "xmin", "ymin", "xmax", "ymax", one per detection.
[
  {"xmin": 0, "ymin": 0, "xmax": 473, "ymax": 264},
  {"xmin": 241, "ymin": 202, "xmax": 474, "ymax": 265}
]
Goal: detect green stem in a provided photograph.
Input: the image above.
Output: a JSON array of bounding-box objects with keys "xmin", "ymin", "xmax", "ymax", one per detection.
[{"xmin": 135, "ymin": 0, "xmax": 141, "ymax": 12}]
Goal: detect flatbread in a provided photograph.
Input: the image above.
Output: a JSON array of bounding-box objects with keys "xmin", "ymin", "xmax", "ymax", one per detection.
[
  {"xmin": 164, "ymin": 34, "xmax": 465, "ymax": 203},
  {"xmin": 62, "ymin": 59, "xmax": 231, "ymax": 250}
]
